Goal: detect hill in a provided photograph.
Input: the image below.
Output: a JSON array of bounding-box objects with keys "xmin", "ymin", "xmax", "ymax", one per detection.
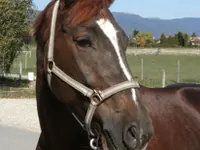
[
  {"xmin": 33, "ymin": 11, "xmax": 200, "ymax": 38},
  {"xmin": 112, "ymin": 12, "xmax": 200, "ymax": 38}
]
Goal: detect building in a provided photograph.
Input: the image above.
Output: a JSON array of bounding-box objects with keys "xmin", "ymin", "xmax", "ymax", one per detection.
[{"xmin": 190, "ymin": 37, "xmax": 200, "ymax": 46}]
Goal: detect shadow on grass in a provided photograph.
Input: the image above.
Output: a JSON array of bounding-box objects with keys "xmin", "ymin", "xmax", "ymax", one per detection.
[
  {"xmin": 0, "ymin": 77, "xmax": 31, "ymax": 88},
  {"xmin": 0, "ymin": 77, "xmax": 35, "ymax": 98}
]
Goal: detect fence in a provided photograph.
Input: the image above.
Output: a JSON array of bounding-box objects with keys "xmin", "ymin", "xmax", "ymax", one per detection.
[
  {"xmin": 139, "ymin": 59, "xmax": 182, "ymax": 87},
  {"xmin": 127, "ymin": 55, "xmax": 200, "ymax": 87},
  {"xmin": 11, "ymin": 49, "xmax": 36, "ymax": 75},
  {"xmin": 0, "ymin": 46, "xmax": 36, "ymax": 80},
  {"xmin": 127, "ymin": 48, "xmax": 200, "ymax": 56}
]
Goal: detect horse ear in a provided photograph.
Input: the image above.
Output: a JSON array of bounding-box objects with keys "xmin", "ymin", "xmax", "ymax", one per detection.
[
  {"xmin": 64, "ymin": 0, "xmax": 75, "ymax": 8},
  {"xmin": 59, "ymin": 0, "xmax": 75, "ymax": 10},
  {"xmin": 106, "ymin": 0, "xmax": 114, "ymax": 7}
]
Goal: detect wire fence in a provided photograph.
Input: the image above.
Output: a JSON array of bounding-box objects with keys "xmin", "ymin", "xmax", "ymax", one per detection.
[
  {"xmin": 140, "ymin": 59, "xmax": 182, "ymax": 87},
  {"xmin": 129, "ymin": 56, "xmax": 200, "ymax": 87}
]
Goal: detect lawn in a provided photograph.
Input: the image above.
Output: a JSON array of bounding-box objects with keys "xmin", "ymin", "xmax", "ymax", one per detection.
[{"xmin": 127, "ymin": 55, "xmax": 200, "ymax": 87}]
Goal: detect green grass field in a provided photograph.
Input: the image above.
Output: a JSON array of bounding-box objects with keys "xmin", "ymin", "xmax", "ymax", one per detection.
[
  {"xmin": 9, "ymin": 47, "xmax": 200, "ymax": 87},
  {"xmin": 10, "ymin": 46, "xmax": 36, "ymax": 75},
  {"xmin": 127, "ymin": 55, "xmax": 200, "ymax": 87}
]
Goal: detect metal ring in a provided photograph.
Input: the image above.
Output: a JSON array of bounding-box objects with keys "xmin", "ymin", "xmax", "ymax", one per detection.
[
  {"xmin": 90, "ymin": 90, "xmax": 103, "ymax": 103},
  {"xmin": 47, "ymin": 60, "xmax": 55, "ymax": 73},
  {"xmin": 90, "ymin": 138, "xmax": 98, "ymax": 150}
]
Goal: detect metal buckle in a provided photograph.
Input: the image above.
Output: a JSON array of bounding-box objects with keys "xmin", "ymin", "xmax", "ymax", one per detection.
[
  {"xmin": 85, "ymin": 90, "xmax": 103, "ymax": 140},
  {"xmin": 90, "ymin": 90, "xmax": 103, "ymax": 104}
]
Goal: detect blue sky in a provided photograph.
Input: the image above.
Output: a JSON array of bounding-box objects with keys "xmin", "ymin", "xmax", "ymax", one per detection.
[{"xmin": 33, "ymin": 0, "xmax": 200, "ymax": 19}]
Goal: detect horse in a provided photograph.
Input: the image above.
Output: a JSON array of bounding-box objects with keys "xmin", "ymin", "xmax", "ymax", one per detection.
[
  {"xmin": 140, "ymin": 83, "xmax": 200, "ymax": 150},
  {"xmin": 33, "ymin": 0, "xmax": 153, "ymax": 150}
]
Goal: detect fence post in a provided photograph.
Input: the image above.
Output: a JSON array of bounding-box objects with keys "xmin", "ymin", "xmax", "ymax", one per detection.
[
  {"xmin": 162, "ymin": 69, "xmax": 166, "ymax": 87},
  {"xmin": 2, "ymin": 52, "xmax": 5, "ymax": 77},
  {"xmin": 177, "ymin": 60, "xmax": 180, "ymax": 83},
  {"xmin": 25, "ymin": 52, "xmax": 28, "ymax": 69},
  {"xmin": 19, "ymin": 61, "xmax": 22, "ymax": 80},
  {"xmin": 29, "ymin": 51, "xmax": 32, "ymax": 57},
  {"xmin": 141, "ymin": 58, "xmax": 144, "ymax": 80}
]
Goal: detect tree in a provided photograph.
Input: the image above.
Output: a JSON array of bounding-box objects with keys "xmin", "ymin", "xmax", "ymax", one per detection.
[
  {"xmin": 135, "ymin": 32, "xmax": 154, "ymax": 47},
  {"xmin": 133, "ymin": 29, "xmax": 139, "ymax": 38},
  {"xmin": 160, "ymin": 33, "xmax": 166, "ymax": 44},
  {"xmin": 0, "ymin": 0, "xmax": 35, "ymax": 73},
  {"xmin": 184, "ymin": 33, "xmax": 189, "ymax": 47},
  {"xmin": 167, "ymin": 36, "xmax": 174, "ymax": 45},
  {"xmin": 173, "ymin": 34, "xmax": 179, "ymax": 46},
  {"xmin": 191, "ymin": 32, "xmax": 197, "ymax": 37},
  {"xmin": 177, "ymin": 32, "xmax": 185, "ymax": 47},
  {"xmin": 140, "ymin": 39, "xmax": 145, "ymax": 47},
  {"xmin": 128, "ymin": 38, "xmax": 137, "ymax": 47}
]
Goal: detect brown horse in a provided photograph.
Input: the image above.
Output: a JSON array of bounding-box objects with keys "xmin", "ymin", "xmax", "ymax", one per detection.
[
  {"xmin": 140, "ymin": 83, "xmax": 200, "ymax": 150},
  {"xmin": 34, "ymin": 0, "xmax": 153, "ymax": 150}
]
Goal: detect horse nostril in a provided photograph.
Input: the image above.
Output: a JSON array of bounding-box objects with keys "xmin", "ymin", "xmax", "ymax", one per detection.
[
  {"xmin": 141, "ymin": 133, "xmax": 152, "ymax": 144},
  {"xmin": 123, "ymin": 123, "xmax": 139, "ymax": 149}
]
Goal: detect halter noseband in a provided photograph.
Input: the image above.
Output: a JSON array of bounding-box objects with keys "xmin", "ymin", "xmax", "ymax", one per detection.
[{"xmin": 47, "ymin": 0, "xmax": 140, "ymax": 149}]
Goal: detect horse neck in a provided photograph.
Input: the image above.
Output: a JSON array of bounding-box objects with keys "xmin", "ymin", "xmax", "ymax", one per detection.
[{"xmin": 36, "ymin": 58, "xmax": 90, "ymax": 150}]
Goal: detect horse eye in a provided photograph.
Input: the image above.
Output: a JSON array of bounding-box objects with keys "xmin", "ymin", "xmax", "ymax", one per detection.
[{"xmin": 75, "ymin": 39, "xmax": 92, "ymax": 48}]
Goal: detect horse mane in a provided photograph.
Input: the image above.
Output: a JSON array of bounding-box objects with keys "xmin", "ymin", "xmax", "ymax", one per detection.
[{"xmin": 34, "ymin": 0, "xmax": 114, "ymax": 38}]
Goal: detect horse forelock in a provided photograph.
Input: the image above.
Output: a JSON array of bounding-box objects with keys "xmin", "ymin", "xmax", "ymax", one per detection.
[
  {"xmin": 66, "ymin": 0, "xmax": 113, "ymax": 27},
  {"xmin": 33, "ymin": 0, "xmax": 114, "ymax": 38}
]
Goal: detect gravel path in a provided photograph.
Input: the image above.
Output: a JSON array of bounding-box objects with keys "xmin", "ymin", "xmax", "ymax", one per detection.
[
  {"xmin": 0, "ymin": 125, "xmax": 39, "ymax": 150},
  {"xmin": 0, "ymin": 98, "xmax": 40, "ymax": 133},
  {"xmin": 0, "ymin": 98, "xmax": 41, "ymax": 150},
  {"xmin": 127, "ymin": 48, "xmax": 200, "ymax": 55}
]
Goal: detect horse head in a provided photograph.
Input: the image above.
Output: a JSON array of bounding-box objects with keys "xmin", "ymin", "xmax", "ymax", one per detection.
[{"xmin": 34, "ymin": 0, "xmax": 153, "ymax": 149}]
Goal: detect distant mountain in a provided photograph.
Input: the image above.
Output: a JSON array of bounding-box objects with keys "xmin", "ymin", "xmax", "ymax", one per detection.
[
  {"xmin": 112, "ymin": 12, "xmax": 200, "ymax": 38},
  {"xmin": 33, "ymin": 11, "xmax": 200, "ymax": 38}
]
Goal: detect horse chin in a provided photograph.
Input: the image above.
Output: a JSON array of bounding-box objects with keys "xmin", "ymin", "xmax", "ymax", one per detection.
[
  {"xmin": 101, "ymin": 133, "xmax": 109, "ymax": 150},
  {"xmin": 100, "ymin": 132, "xmax": 118, "ymax": 150},
  {"xmin": 141, "ymin": 143, "xmax": 148, "ymax": 150}
]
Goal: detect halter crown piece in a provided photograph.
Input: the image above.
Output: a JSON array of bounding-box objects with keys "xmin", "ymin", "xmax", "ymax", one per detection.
[{"xmin": 47, "ymin": 0, "xmax": 140, "ymax": 149}]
